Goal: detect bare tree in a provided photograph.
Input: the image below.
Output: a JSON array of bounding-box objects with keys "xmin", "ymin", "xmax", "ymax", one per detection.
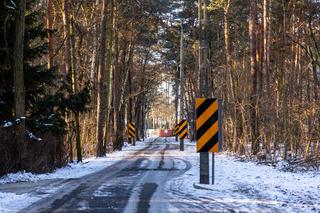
[
  {"xmin": 13, "ymin": 0, "xmax": 27, "ymax": 168},
  {"xmin": 249, "ymin": 0, "xmax": 259, "ymax": 155},
  {"xmin": 96, "ymin": 0, "xmax": 109, "ymax": 157}
]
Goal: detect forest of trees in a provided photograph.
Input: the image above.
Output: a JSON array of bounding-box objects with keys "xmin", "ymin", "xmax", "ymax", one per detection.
[
  {"xmin": 182, "ymin": 0, "xmax": 320, "ymax": 164},
  {"xmin": 0, "ymin": 0, "xmax": 319, "ymax": 175}
]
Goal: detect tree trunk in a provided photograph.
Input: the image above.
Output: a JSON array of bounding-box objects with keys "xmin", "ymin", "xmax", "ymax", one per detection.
[
  {"xmin": 13, "ymin": 0, "xmax": 27, "ymax": 169},
  {"xmin": 46, "ymin": 0, "xmax": 54, "ymax": 69},
  {"xmin": 127, "ymin": 58, "xmax": 133, "ymax": 144},
  {"xmin": 96, "ymin": 0, "xmax": 109, "ymax": 157},
  {"xmin": 175, "ymin": 68, "xmax": 179, "ymax": 141},
  {"xmin": 62, "ymin": 0, "xmax": 74, "ymax": 162},
  {"xmin": 104, "ymin": 0, "xmax": 115, "ymax": 152},
  {"xmin": 62, "ymin": 0, "xmax": 71, "ymax": 78},
  {"xmin": 70, "ymin": 16, "xmax": 82, "ymax": 162},
  {"xmin": 224, "ymin": 0, "xmax": 232, "ymax": 70},
  {"xmin": 90, "ymin": 0, "xmax": 100, "ymax": 84},
  {"xmin": 113, "ymin": 3, "xmax": 124, "ymax": 150},
  {"xmin": 224, "ymin": 0, "xmax": 238, "ymax": 153},
  {"xmin": 249, "ymin": 0, "xmax": 259, "ymax": 155},
  {"xmin": 266, "ymin": 0, "xmax": 272, "ymax": 96}
]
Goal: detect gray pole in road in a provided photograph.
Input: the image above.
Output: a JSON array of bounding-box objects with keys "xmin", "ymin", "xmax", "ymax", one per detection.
[{"xmin": 179, "ymin": 21, "xmax": 184, "ymax": 152}]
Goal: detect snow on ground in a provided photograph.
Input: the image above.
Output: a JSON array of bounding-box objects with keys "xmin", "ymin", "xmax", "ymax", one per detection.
[
  {"xmin": 1, "ymin": 136, "xmax": 319, "ymax": 212},
  {"xmin": 165, "ymin": 138, "xmax": 320, "ymax": 212},
  {"xmin": 0, "ymin": 139, "xmax": 152, "ymax": 184},
  {"xmin": 157, "ymin": 136, "xmax": 194, "ymax": 145},
  {"xmin": 0, "ymin": 192, "xmax": 39, "ymax": 213},
  {"xmin": 0, "ymin": 139, "xmax": 153, "ymax": 213}
]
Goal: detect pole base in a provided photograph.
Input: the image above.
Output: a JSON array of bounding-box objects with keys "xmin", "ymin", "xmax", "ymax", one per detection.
[
  {"xmin": 200, "ymin": 152, "xmax": 209, "ymax": 184},
  {"xmin": 180, "ymin": 139, "xmax": 184, "ymax": 151}
]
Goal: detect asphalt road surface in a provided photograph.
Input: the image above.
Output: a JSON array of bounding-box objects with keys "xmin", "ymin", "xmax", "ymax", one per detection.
[{"xmin": 20, "ymin": 138, "xmax": 193, "ymax": 213}]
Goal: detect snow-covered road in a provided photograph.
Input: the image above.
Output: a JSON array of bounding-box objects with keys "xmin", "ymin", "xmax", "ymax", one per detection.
[{"xmin": 0, "ymin": 137, "xmax": 319, "ymax": 213}]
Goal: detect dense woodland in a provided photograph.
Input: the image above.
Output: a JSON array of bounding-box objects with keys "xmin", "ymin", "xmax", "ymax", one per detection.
[{"xmin": 0, "ymin": 0, "xmax": 319, "ymax": 175}]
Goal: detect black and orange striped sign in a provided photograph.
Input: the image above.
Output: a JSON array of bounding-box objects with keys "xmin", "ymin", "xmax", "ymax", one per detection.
[
  {"xmin": 174, "ymin": 124, "xmax": 180, "ymax": 136},
  {"xmin": 196, "ymin": 98, "xmax": 221, "ymax": 152},
  {"xmin": 177, "ymin": 119, "xmax": 188, "ymax": 140},
  {"xmin": 128, "ymin": 122, "xmax": 136, "ymax": 139}
]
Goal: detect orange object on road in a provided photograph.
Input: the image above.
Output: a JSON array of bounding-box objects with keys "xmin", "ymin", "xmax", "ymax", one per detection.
[{"xmin": 159, "ymin": 129, "xmax": 173, "ymax": 137}]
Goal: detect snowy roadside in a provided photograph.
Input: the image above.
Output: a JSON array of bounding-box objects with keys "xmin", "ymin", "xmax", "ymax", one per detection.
[
  {"xmin": 0, "ymin": 139, "xmax": 153, "ymax": 213},
  {"xmin": 165, "ymin": 138, "xmax": 320, "ymax": 213}
]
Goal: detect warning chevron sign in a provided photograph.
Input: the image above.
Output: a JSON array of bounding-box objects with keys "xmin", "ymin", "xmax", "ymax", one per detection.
[
  {"xmin": 174, "ymin": 124, "xmax": 180, "ymax": 136},
  {"xmin": 177, "ymin": 119, "xmax": 188, "ymax": 140},
  {"xmin": 128, "ymin": 122, "xmax": 136, "ymax": 139},
  {"xmin": 196, "ymin": 98, "xmax": 221, "ymax": 152}
]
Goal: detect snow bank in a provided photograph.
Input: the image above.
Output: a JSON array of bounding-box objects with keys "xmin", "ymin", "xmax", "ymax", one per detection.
[
  {"xmin": 2, "ymin": 121, "xmax": 12, "ymax": 128},
  {"xmin": 0, "ymin": 171, "xmax": 42, "ymax": 184},
  {"xmin": 0, "ymin": 192, "xmax": 39, "ymax": 213},
  {"xmin": 0, "ymin": 140, "xmax": 149, "ymax": 184}
]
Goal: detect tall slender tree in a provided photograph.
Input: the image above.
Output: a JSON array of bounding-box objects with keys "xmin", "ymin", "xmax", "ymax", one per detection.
[
  {"xmin": 13, "ymin": 0, "xmax": 27, "ymax": 166},
  {"xmin": 96, "ymin": 0, "xmax": 109, "ymax": 157},
  {"xmin": 249, "ymin": 0, "xmax": 259, "ymax": 155}
]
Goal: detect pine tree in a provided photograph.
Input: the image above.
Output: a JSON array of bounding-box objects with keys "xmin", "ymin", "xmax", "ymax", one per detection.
[{"xmin": 0, "ymin": 0, "xmax": 90, "ymax": 136}]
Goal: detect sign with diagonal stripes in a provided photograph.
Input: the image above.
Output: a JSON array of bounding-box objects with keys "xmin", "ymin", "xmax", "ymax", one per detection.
[
  {"xmin": 128, "ymin": 122, "xmax": 136, "ymax": 139},
  {"xmin": 196, "ymin": 98, "xmax": 221, "ymax": 152},
  {"xmin": 174, "ymin": 124, "xmax": 180, "ymax": 136},
  {"xmin": 177, "ymin": 119, "xmax": 188, "ymax": 140}
]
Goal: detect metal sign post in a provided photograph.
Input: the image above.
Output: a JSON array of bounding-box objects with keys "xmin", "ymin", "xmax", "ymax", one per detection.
[
  {"xmin": 200, "ymin": 152, "xmax": 209, "ymax": 184},
  {"xmin": 212, "ymin": 153, "xmax": 215, "ymax": 184},
  {"xmin": 212, "ymin": 99, "xmax": 223, "ymax": 184},
  {"xmin": 180, "ymin": 139, "xmax": 184, "ymax": 151}
]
